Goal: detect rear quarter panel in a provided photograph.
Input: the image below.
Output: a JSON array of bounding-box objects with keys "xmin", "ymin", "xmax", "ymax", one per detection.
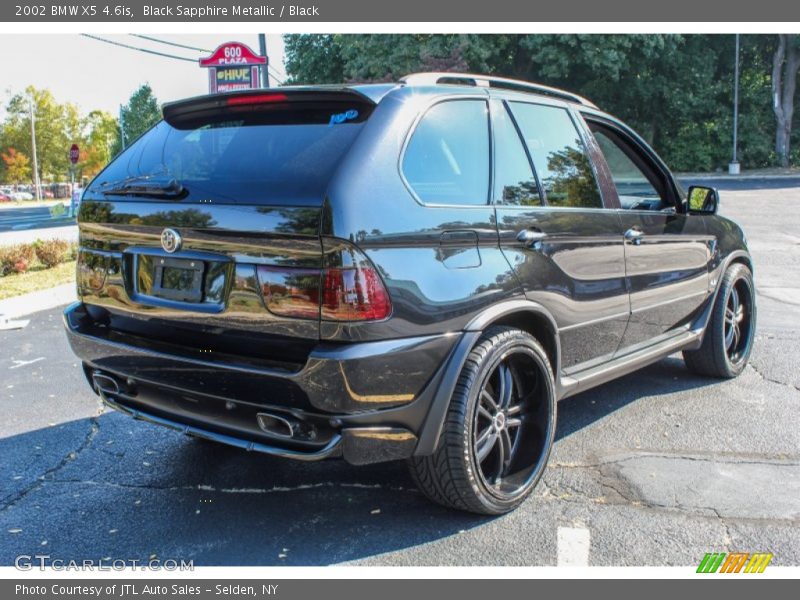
[{"xmin": 322, "ymin": 90, "xmax": 524, "ymax": 342}]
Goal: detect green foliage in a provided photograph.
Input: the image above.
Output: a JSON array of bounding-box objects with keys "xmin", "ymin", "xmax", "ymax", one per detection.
[
  {"xmin": 284, "ymin": 34, "xmax": 345, "ymax": 84},
  {"xmin": 284, "ymin": 34, "xmax": 797, "ymax": 171},
  {"xmin": 0, "ymin": 86, "xmax": 121, "ymax": 185},
  {"xmin": 83, "ymin": 110, "xmax": 120, "ymax": 178},
  {"xmin": 544, "ymin": 146, "xmax": 603, "ymax": 208},
  {"xmin": 1, "ymin": 86, "xmax": 82, "ymax": 182},
  {"xmin": 119, "ymin": 84, "xmax": 161, "ymax": 149}
]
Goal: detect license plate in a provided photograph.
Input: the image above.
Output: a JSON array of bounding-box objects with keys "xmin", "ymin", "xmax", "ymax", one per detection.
[{"xmin": 150, "ymin": 257, "xmax": 204, "ymax": 303}]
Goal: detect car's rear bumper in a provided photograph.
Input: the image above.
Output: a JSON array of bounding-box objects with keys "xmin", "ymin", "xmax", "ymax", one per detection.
[{"xmin": 64, "ymin": 301, "xmax": 460, "ymax": 464}]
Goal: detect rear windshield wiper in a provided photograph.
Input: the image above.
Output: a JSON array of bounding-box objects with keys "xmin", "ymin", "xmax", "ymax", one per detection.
[{"xmin": 100, "ymin": 176, "xmax": 186, "ymax": 198}]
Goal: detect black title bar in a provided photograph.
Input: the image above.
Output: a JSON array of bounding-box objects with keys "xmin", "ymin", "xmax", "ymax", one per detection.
[{"xmin": 4, "ymin": 0, "xmax": 800, "ymax": 22}]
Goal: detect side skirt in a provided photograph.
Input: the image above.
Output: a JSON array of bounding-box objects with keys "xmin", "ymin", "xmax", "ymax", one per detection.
[{"xmin": 558, "ymin": 327, "xmax": 702, "ymax": 400}]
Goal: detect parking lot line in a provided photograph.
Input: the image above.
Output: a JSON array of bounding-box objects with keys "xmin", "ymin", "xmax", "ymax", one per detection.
[{"xmin": 557, "ymin": 526, "xmax": 591, "ymax": 567}]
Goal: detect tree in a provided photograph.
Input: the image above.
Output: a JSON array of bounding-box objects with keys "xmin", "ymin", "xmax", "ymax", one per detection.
[
  {"xmin": 771, "ymin": 34, "xmax": 800, "ymax": 167},
  {"xmin": 1, "ymin": 86, "xmax": 82, "ymax": 183},
  {"xmin": 1, "ymin": 148, "xmax": 31, "ymax": 187},
  {"xmin": 81, "ymin": 110, "xmax": 120, "ymax": 179},
  {"xmin": 283, "ymin": 34, "xmax": 795, "ymax": 171},
  {"xmin": 285, "ymin": 34, "xmax": 512, "ymax": 84},
  {"xmin": 119, "ymin": 84, "xmax": 161, "ymax": 148},
  {"xmin": 284, "ymin": 34, "xmax": 345, "ymax": 84}
]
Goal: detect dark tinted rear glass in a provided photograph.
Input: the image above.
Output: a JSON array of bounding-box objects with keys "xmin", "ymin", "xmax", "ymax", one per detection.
[
  {"xmin": 402, "ymin": 99, "xmax": 490, "ymax": 205},
  {"xmin": 88, "ymin": 108, "xmax": 366, "ymax": 205},
  {"xmin": 509, "ymin": 102, "xmax": 602, "ymax": 209}
]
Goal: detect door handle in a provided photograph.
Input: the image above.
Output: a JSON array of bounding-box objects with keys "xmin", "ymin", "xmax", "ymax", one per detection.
[
  {"xmin": 516, "ymin": 228, "xmax": 548, "ymax": 245},
  {"xmin": 624, "ymin": 227, "xmax": 644, "ymax": 245}
]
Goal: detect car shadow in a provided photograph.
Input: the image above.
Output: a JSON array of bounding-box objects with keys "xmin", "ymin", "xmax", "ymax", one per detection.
[
  {"xmin": 0, "ymin": 355, "xmax": 723, "ymax": 566},
  {"xmin": 555, "ymin": 355, "xmax": 721, "ymax": 441}
]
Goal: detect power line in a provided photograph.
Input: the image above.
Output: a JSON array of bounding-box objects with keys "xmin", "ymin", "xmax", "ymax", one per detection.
[
  {"xmin": 82, "ymin": 33, "xmax": 285, "ymax": 85},
  {"xmin": 133, "ymin": 34, "xmax": 286, "ymax": 84},
  {"xmin": 267, "ymin": 68, "xmax": 285, "ymax": 86},
  {"xmin": 130, "ymin": 34, "xmax": 209, "ymax": 53},
  {"xmin": 80, "ymin": 34, "xmax": 196, "ymax": 62}
]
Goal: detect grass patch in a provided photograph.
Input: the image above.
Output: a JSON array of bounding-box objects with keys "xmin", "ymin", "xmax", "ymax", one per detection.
[{"xmin": 0, "ymin": 260, "xmax": 75, "ymax": 300}]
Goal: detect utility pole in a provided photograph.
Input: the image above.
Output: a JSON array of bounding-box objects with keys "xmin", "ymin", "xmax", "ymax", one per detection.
[
  {"xmin": 258, "ymin": 34, "xmax": 270, "ymax": 88},
  {"xmin": 729, "ymin": 34, "xmax": 741, "ymax": 175},
  {"xmin": 119, "ymin": 104, "xmax": 126, "ymax": 151},
  {"xmin": 28, "ymin": 95, "xmax": 42, "ymax": 201}
]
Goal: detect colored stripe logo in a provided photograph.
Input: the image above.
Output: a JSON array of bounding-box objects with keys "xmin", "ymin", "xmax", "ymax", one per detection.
[{"xmin": 697, "ymin": 552, "xmax": 773, "ymax": 573}]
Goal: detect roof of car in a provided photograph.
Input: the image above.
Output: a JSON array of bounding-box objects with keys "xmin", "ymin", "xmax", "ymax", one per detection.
[
  {"xmin": 261, "ymin": 73, "xmax": 597, "ymax": 108},
  {"xmin": 161, "ymin": 74, "xmax": 597, "ymax": 123}
]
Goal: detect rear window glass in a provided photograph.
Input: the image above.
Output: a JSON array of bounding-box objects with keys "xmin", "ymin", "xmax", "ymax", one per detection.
[
  {"xmin": 402, "ymin": 99, "xmax": 490, "ymax": 205},
  {"xmin": 88, "ymin": 108, "xmax": 366, "ymax": 205}
]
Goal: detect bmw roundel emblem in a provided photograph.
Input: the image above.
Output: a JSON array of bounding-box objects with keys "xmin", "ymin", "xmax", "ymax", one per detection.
[{"xmin": 160, "ymin": 228, "xmax": 182, "ymax": 253}]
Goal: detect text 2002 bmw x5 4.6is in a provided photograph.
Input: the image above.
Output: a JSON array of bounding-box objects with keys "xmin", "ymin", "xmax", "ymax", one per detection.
[{"xmin": 64, "ymin": 73, "xmax": 755, "ymax": 514}]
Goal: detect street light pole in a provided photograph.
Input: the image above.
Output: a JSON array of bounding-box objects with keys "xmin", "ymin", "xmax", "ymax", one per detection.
[
  {"xmin": 28, "ymin": 95, "xmax": 42, "ymax": 201},
  {"xmin": 729, "ymin": 34, "xmax": 741, "ymax": 175}
]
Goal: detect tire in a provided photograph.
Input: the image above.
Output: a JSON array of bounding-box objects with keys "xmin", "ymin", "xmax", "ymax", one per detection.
[
  {"xmin": 408, "ymin": 326, "xmax": 557, "ymax": 515},
  {"xmin": 683, "ymin": 263, "xmax": 756, "ymax": 378}
]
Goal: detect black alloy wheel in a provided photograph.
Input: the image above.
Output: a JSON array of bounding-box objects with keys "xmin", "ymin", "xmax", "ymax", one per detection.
[{"xmin": 408, "ymin": 326, "xmax": 556, "ymax": 515}]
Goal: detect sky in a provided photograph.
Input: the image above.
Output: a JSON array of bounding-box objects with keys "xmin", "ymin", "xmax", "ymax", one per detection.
[{"xmin": 0, "ymin": 34, "xmax": 287, "ymax": 119}]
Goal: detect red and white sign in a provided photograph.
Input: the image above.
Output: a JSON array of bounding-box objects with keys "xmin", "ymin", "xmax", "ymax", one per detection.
[
  {"xmin": 69, "ymin": 144, "xmax": 80, "ymax": 165},
  {"xmin": 199, "ymin": 42, "xmax": 267, "ymax": 68},
  {"xmin": 199, "ymin": 42, "xmax": 267, "ymax": 94}
]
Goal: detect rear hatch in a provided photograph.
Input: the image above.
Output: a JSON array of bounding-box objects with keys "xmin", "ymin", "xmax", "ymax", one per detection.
[{"xmin": 77, "ymin": 89, "xmax": 377, "ymax": 371}]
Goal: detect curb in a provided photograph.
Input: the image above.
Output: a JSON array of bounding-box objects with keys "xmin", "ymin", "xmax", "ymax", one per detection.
[
  {"xmin": 0, "ymin": 225, "xmax": 78, "ymax": 247},
  {"xmin": 0, "ymin": 283, "xmax": 76, "ymax": 320},
  {"xmin": 676, "ymin": 174, "xmax": 800, "ymax": 182}
]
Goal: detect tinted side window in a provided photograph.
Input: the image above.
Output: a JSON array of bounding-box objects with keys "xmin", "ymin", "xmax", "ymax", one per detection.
[
  {"xmin": 494, "ymin": 103, "xmax": 541, "ymax": 206},
  {"xmin": 509, "ymin": 102, "xmax": 602, "ymax": 209},
  {"xmin": 591, "ymin": 128, "xmax": 664, "ymax": 210},
  {"xmin": 402, "ymin": 100, "xmax": 490, "ymax": 205}
]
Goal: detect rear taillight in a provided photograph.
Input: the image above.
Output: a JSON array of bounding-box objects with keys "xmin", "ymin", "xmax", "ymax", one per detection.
[
  {"xmin": 321, "ymin": 265, "xmax": 391, "ymax": 321},
  {"xmin": 257, "ymin": 267, "xmax": 321, "ymax": 320},
  {"xmin": 256, "ymin": 239, "xmax": 391, "ymax": 322},
  {"xmin": 225, "ymin": 93, "xmax": 289, "ymax": 106}
]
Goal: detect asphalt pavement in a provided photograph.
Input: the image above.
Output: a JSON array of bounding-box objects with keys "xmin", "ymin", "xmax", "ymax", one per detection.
[
  {"xmin": 0, "ymin": 184, "xmax": 798, "ymax": 567},
  {"xmin": 0, "ymin": 203, "xmax": 76, "ymax": 234}
]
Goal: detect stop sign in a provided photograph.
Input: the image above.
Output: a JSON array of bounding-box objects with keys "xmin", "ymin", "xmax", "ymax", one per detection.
[{"xmin": 69, "ymin": 144, "xmax": 79, "ymax": 165}]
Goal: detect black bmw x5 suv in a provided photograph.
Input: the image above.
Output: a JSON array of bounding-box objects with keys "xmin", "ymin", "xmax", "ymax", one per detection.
[{"xmin": 64, "ymin": 73, "xmax": 755, "ymax": 514}]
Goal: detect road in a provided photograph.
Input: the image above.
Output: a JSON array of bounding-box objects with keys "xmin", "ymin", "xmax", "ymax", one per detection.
[
  {"xmin": 0, "ymin": 185, "xmax": 798, "ymax": 567},
  {"xmin": 0, "ymin": 204, "xmax": 76, "ymax": 234}
]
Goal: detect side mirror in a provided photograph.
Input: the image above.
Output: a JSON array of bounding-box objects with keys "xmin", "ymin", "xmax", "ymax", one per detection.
[{"xmin": 687, "ymin": 185, "xmax": 719, "ymax": 215}]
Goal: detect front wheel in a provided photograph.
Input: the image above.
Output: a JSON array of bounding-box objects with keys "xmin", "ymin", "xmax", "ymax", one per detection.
[
  {"xmin": 408, "ymin": 326, "xmax": 556, "ymax": 515},
  {"xmin": 683, "ymin": 263, "xmax": 756, "ymax": 378}
]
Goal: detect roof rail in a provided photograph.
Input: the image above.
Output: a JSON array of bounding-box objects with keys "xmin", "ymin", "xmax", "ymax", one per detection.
[{"xmin": 400, "ymin": 72, "xmax": 598, "ymax": 108}]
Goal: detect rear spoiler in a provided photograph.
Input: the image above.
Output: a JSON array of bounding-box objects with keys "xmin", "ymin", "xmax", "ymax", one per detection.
[{"xmin": 162, "ymin": 88, "xmax": 378, "ymax": 128}]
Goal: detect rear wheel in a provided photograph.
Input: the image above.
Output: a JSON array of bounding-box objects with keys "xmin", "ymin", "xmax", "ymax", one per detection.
[
  {"xmin": 683, "ymin": 263, "xmax": 755, "ymax": 378},
  {"xmin": 408, "ymin": 326, "xmax": 556, "ymax": 515}
]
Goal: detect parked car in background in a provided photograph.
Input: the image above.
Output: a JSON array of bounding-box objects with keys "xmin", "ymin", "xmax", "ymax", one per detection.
[
  {"xmin": 0, "ymin": 192, "xmax": 11, "ymax": 202},
  {"xmin": 9, "ymin": 191, "xmax": 33, "ymax": 201},
  {"xmin": 64, "ymin": 73, "xmax": 756, "ymax": 514}
]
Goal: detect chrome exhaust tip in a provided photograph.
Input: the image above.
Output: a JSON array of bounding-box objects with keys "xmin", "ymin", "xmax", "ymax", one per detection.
[
  {"xmin": 256, "ymin": 412, "xmax": 296, "ymax": 439},
  {"xmin": 91, "ymin": 372, "xmax": 120, "ymax": 395}
]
